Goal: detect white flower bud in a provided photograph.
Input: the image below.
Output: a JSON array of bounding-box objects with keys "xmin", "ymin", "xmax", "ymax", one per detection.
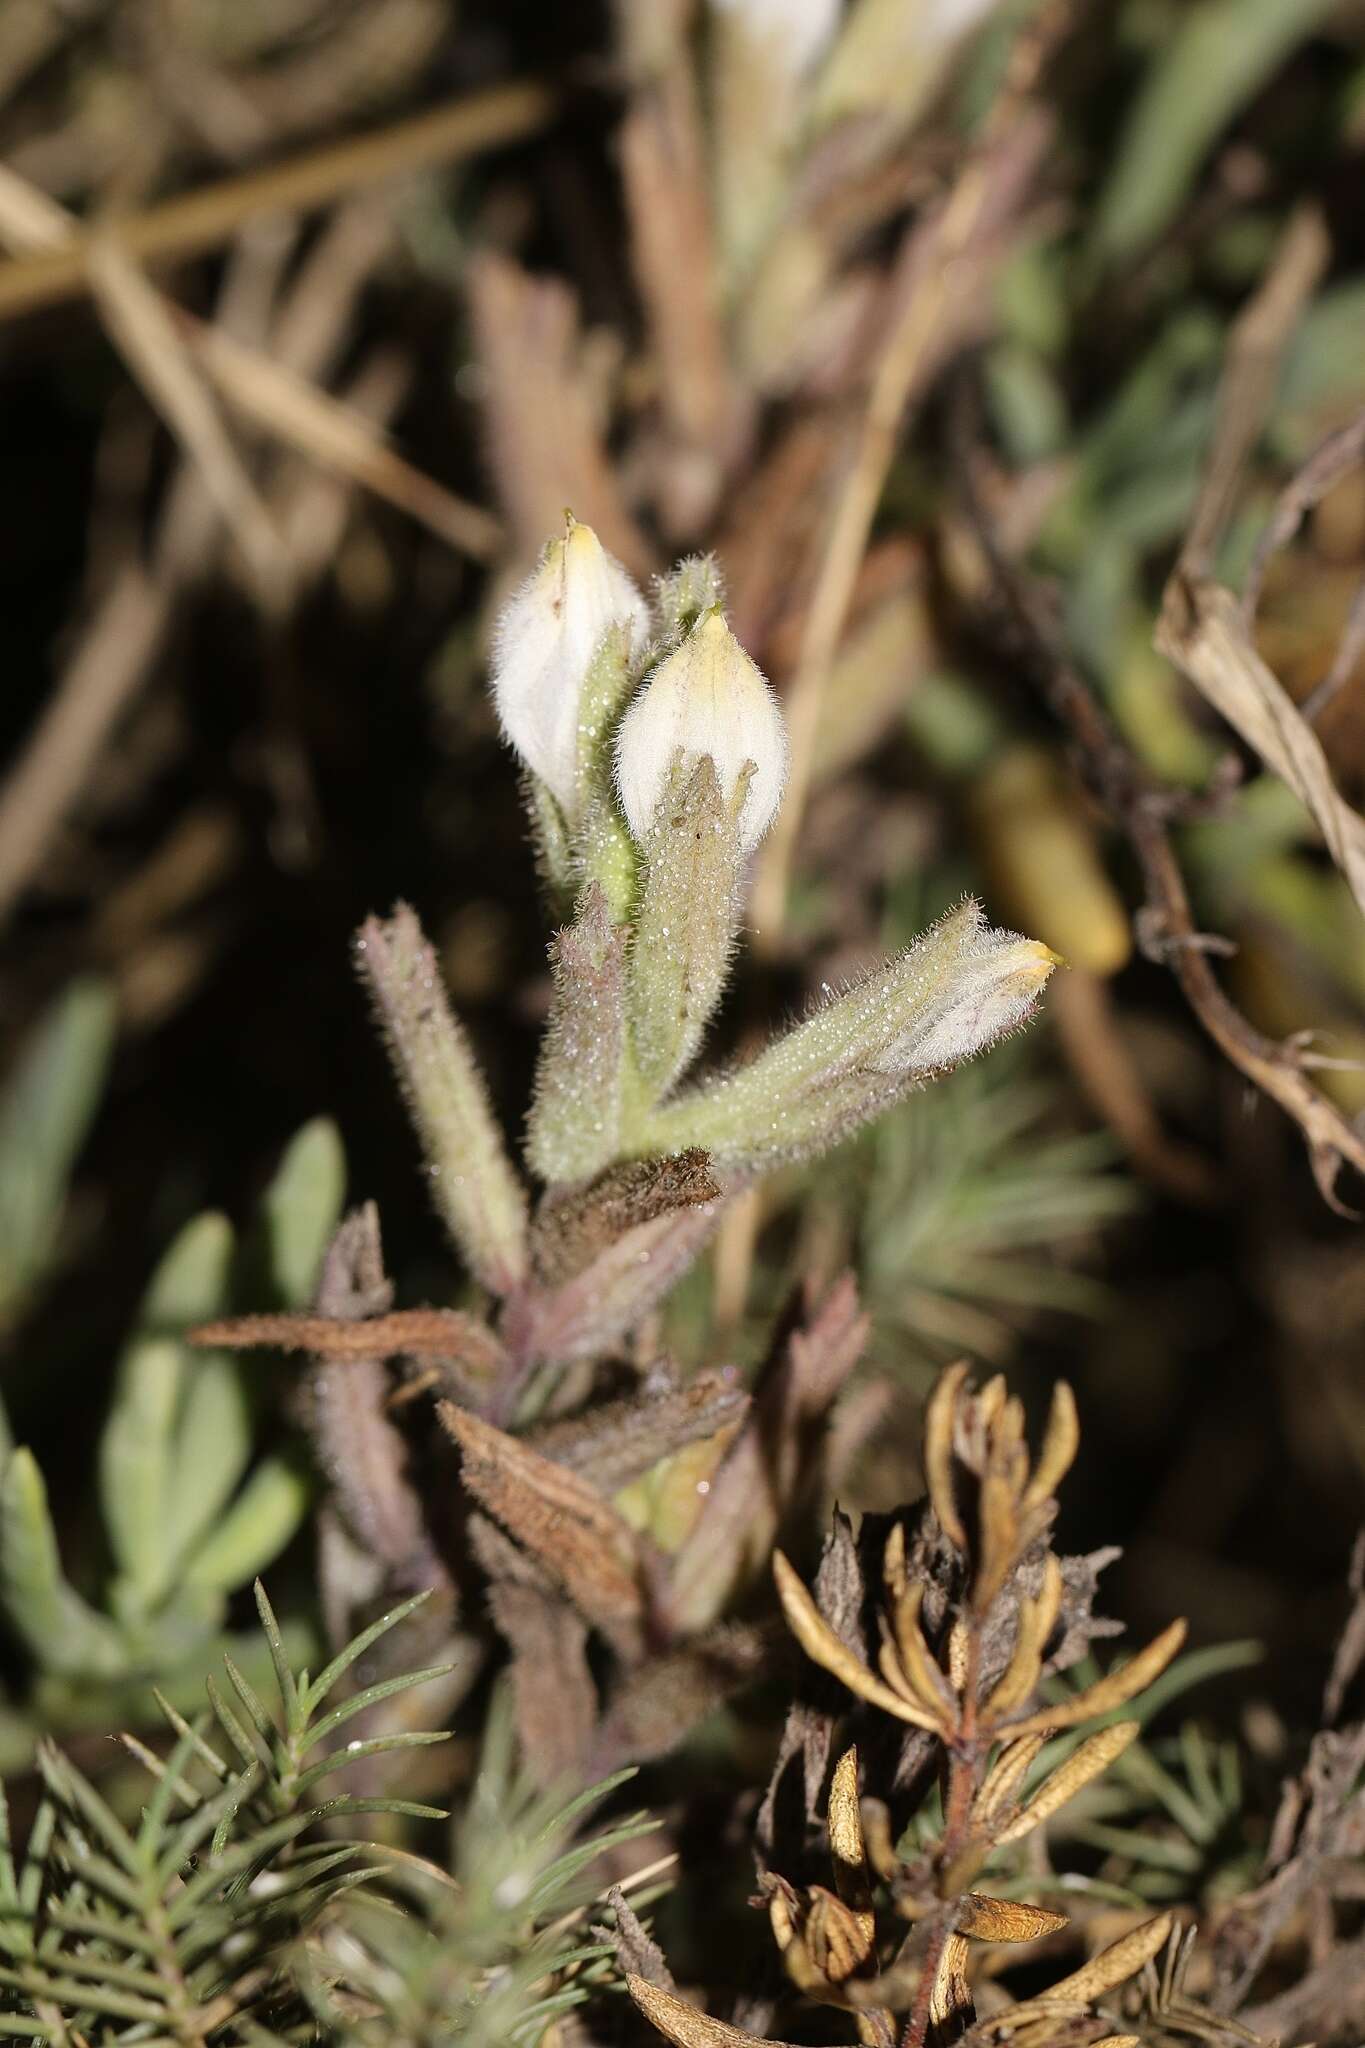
[
  {"xmin": 615, "ymin": 611, "xmax": 788, "ymax": 853},
  {"xmin": 872, "ymin": 930, "xmax": 1059, "ymax": 1077},
  {"xmin": 710, "ymin": 0, "xmax": 843, "ymax": 78},
  {"xmin": 638, "ymin": 901, "xmax": 1060, "ymax": 1175},
  {"xmin": 491, "ymin": 518, "xmax": 648, "ymax": 823}
]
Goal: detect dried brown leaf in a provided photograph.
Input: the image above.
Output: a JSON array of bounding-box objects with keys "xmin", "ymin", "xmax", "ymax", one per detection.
[
  {"xmin": 184, "ymin": 309, "xmax": 499, "ymax": 559},
  {"xmin": 984, "ymin": 1555, "xmax": 1063, "ymax": 1723},
  {"xmin": 439, "ymin": 1401, "xmax": 643, "ymax": 1657},
  {"xmin": 1022, "ymin": 1381, "xmax": 1079, "ymax": 1512},
  {"xmin": 957, "ymin": 1895, "xmax": 1068, "ymax": 1943},
  {"xmin": 667, "ymin": 1274, "xmax": 868, "ymax": 1632},
  {"xmin": 924, "ymin": 1361, "xmax": 971, "ymax": 1551},
  {"xmin": 303, "ymin": 1207, "xmax": 445, "ymax": 1592},
  {"xmin": 1158, "ymin": 579, "xmax": 1365, "ymax": 918},
  {"xmin": 976, "ymin": 1469, "xmax": 1021, "ymax": 1610},
  {"xmin": 1324, "ymin": 1527, "xmax": 1365, "ymax": 1723},
  {"xmin": 487, "ymin": 1574, "xmax": 597, "ymax": 1785},
  {"xmin": 601, "ymin": 1885, "xmax": 675, "ymax": 1990},
  {"xmin": 529, "ymin": 1369, "xmax": 748, "ymax": 1497},
  {"xmin": 975, "ymin": 1733, "xmax": 1048, "ymax": 1824},
  {"xmin": 618, "ymin": 61, "xmax": 742, "ymax": 533},
  {"xmin": 87, "ymin": 236, "xmax": 286, "ymax": 609},
  {"xmin": 468, "ymin": 250, "xmax": 652, "ymax": 571},
  {"xmin": 801, "ymin": 1885, "xmax": 876, "ymax": 1987},
  {"xmin": 1043, "ymin": 1913, "xmax": 1174, "ymax": 2005},
  {"xmin": 773, "ymin": 1550, "xmax": 943, "ymax": 1731},
  {"xmin": 532, "ymin": 1150, "xmax": 722, "ymax": 1289},
  {"xmin": 628, "ymin": 1975, "xmax": 804, "ymax": 2047},
  {"xmin": 193, "ymin": 1306, "xmax": 505, "ymax": 1375},
  {"xmin": 828, "ymin": 1745, "xmax": 875, "ymax": 1935},
  {"xmin": 884, "ymin": 1533, "xmax": 957, "ymax": 1717},
  {"xmin": 1005, "ymin": 1621, "xmax": 1187, "ymax": 1736},
  {"xmin": 590, "ymin": 1623, "xmax": 769, "ymax": 1769},
  {"xmin": 929, "ymin": 1931, "xmax": 974, "ymax": 2033},
  {"xmin": 995, "ymin": 1722, "xmax": 1140, "ymax": 1846},
  {"xmin": 516, "ymin": 1200, "xmax": 723, "ymax": 1366}
]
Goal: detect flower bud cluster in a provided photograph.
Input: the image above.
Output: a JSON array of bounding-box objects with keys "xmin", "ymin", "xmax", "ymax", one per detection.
[{"xmin": 491, "ymin": 519, "xmax": 1056, "ymax": 1191}]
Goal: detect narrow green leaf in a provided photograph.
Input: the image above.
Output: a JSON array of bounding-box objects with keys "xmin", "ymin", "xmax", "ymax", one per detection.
[
  {"xmin": 205, "ymin": 1677, "xmax": 266, "ymax": 1773},
  {"xmin": 293, "ymin": 1729, "xmax": 451, "ymax": 1796},
  {"xmin": 158, "ymin": 1777, "xmax": 255, "ymax": 1888},
  {"xmin": 309, "ymin": 1794, "xmax": 448, "ymax": 1823},
  {"xmin": 302, "ymin": 1587, "xmax": 432, "ymax": 1717},
  {"xmin": 535, "ymin": 1765, "xmax": 637, "ymax": 1841},
  {"xmin": 183, "ymin": 1452, "xmax": 312, "ymax": 1595},
  {"xmin": 1070, "ymin": 1819, "xmax": 1203, "ymax": 1872},
  {"xmin": 0, "ymin": 1451, "xmax": 124, "ymax": 1679},
  {"xmin": 36, "ymin": 1742, "xmax": 139, "ymax": 1873},
  {"xmin": 23, "ymin": 1947, "xmax": 170, "ymax": 1998},
  {"xmin": 166, "ymin": 1811, "xmax": 320, "ymax": 1922},
  {"xmin": 223, "ymin": 1653, "xmax": 281, "ymax": 1761},
  {"xmin": 137, "ymin": 1720, "xmax": 206, "ymax": 1853},
  {"xmin": 162, "ymin": 1351, "xmax": 253, "ymax": 1578},
  {"xmin": 0, "ymin": 1966, "xmax": 167, "ymax": 2023},
  {"xmin": 42, "ymin": 1843, "xmax": 142, "ymax": 1915},
  {"xmin": 252, "ymin": 1579, "xmax": 298, "ymax": 1729},
  {"xmin": 259, "ymin": 1118, "xmax": 346, "ymax": 1309},
  {"xmin": 0, "ymin": 1784, "xmax": 15, "ymax": 1910},
  {"xmin": 43, "ymin": 1905, "xmax": 163, "ymax": 1958},
  {"xmin": 0, "ymin": 979, "xmax": 115, "ymax": 1317},
  {"xmin": 1091, "ymin": 0, "xmax": 1337, "ymax": 265},
  {"xmin": 302, "ymin": 1662, "xmax": 456, "ymax": 1754},
  {"xmin": 152, "ymin": 1690, "xmax": 230, "ymax": 1781},
  {"xmin": 99, "ymin": 1336, "xmax": 182, "ymax": 1610},
  {"xmin": 102, "ymin": 1213, "xmax": 235, "ymax": 1608}
]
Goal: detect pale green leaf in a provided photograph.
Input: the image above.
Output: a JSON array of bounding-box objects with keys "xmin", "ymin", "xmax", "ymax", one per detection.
[
  {"xmin": 0, "ymin": 1452, "xmax": 124, "ymax": 1679},
  {"xmin": 260, "ymin": 1118, "xmax": 346, "ymax": 1309},
  {"xmin": 101, "ymin": 1213, "xmax": 235, "ymax": 1608},
  {"xmin": 183, "ymin": 1453, "xmax": 312, "ymax": 1594},
  {"xmin": 0, "ymin": 979, "xmax": 115, "ymax": 1316},
  {"xmin": 1091, "ymin": 0, "xmax": 1337, "ymax": 265}
]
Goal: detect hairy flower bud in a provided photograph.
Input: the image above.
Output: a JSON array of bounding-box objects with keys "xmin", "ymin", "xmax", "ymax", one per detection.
[
  {"xmin": 639, "ymin": 901, "xmax": 1058, "ymax": 1175},
  {"xmin": 711, "ymin": 0, "xmax": 842, "ymax": 79},
  {"xmin": 615, "ymin": 611, "xmax": 788, "ymax": 853},
  {"xmin": 491, "ymin": 517, "xmax": 648, "ymax": 825}
]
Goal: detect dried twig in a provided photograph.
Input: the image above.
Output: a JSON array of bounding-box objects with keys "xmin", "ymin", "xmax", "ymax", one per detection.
[
  {"xmin": 1175, "ymin": 203, "xmax": 1330, "ymax": 584},
  {"xmin": 618, "ymin": 44, "xmax": 744, "ymax": 537},
  {"xmin": 1158, "ymin": 579, "xmax": 1365, "ymax": 916},
  {"xmin": 0, "ymin": 82, "xmax": 555, "ymax": 320},
  {"xmin": 1156, "ymin": 206, "xmax": 1365, "ymax": 922},
  {"xmin": 1241, "ymin": 409, "xmax": 1365, "ymax": 625},
  {"xmin": 467, "ymin": 251, "xmax": 655, "ymax": 573},
  {"xmin": 0, "ymin": 146, "xmax": 501, "ymax": 926},
  {"xmin": 953, "ymin": 383, "xmax": 1365, "ymax": 1212},
  {"xmin": 86, "ymin": 234, "xmax": 290, "ymax": 611},
  {"xmin": 177, "ymin": 307, "xmax": 501, "ymax": 560},
  {"xmin": 1303, "ymin": 572, "xmax": 1365, "ymax": 724},
  {"xmin": 0, "ymin": 203, "xmax": 363, "ymax": 922}
]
